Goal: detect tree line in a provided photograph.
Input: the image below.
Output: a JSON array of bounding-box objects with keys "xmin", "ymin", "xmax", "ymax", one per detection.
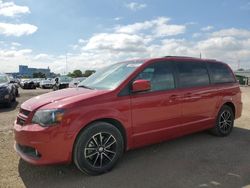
[
  {"xmin": 33, "ymin": 69, "xmax": 95, "ymax": 78},
  {"xmin": 67, "ymin": 70, "xmax": 96, "ymax": 78}
]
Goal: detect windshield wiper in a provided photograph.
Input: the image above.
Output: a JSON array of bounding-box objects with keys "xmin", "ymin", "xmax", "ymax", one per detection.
[{"xmin": 78, "ymin": 85, "xmax": 93, "ymax": 90}]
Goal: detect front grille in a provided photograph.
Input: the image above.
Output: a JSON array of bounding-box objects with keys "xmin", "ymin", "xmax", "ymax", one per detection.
[{"xmin": 17, "ymin": 117, "xmax": 26, "ymax": 126}]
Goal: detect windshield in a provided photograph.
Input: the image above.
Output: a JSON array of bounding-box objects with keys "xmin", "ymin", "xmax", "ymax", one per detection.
[
  {"xmin": 0, "ymin": 75, "xmax": 8, "ymax": 84},
  {"xmin": 78, "ymin": 61, "xmax": 143, "ymax": 90},
  {"xmin": 60, "ymin": 76, "xmax": 72, "ymax": 82}
]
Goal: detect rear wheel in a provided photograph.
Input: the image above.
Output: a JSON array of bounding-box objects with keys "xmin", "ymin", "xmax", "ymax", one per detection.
[
  {"xmin": 12, "ymin": 93, "xmax": 16, "ymax": 102},
  {"xmin": 4, "ymin": 94, "xmax": 12, "ymax": 108},
  {"xmin": 74, "ymin": 122, "xmax": 124, "ymax": 175},
  {"xmin": 15, "ymin": 89, "xmax": 19, "ymax": 97},
  {"xmin": 210, "ymin": 105, "xmax": 234, "ymax": 136}
]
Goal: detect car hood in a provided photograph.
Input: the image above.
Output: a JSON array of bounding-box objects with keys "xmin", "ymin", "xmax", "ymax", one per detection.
[
  {"xmin": 0, "ymin": 83, "xmax": 8, "ymax": 88},
  {"xmin": 21, "ymin": 88, "xmax": 109, "ymax": 111}
]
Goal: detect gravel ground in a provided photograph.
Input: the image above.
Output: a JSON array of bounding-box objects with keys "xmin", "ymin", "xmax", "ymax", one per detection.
[{"xmin": 0, "ymin": 87, "xmax": 250, "ymax": 188}]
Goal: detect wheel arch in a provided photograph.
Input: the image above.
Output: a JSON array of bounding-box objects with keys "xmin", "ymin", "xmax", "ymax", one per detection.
[{"xmin": 222, "ymin": 102, "xmax": 235, "ymax": 118}]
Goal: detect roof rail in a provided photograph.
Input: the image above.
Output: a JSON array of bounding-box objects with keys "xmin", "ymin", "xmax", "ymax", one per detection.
[
  {"xmin": 163, "ymin": 55, "xmax": 217, "ymax": 61},
  {"xmin": 163, "ymin": 55, "xmax": 197, "ymax": 58}
]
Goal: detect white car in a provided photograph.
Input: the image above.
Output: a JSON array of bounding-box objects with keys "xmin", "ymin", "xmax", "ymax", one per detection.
[{"xmin": 40, "ymin": 80, "xmax": 53, "ymax": 89}]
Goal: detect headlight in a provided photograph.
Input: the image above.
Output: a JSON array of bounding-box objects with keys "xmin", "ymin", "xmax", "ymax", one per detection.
[{"xmin": 32, "ymin": 109, "xmax": 65, "ymax": 127}]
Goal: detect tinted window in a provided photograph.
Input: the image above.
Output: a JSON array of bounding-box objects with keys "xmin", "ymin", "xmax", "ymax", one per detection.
[
  {"xmin": 135, "ymin": 62, "xmax": 175, "ymax": 92},
  {"xmin": 177, "ymin": 62, "xmax": 209, "ymax": 88},
  {"xmin": 208, "ymin": 63, "xmax": 235, "ymax": 84}
]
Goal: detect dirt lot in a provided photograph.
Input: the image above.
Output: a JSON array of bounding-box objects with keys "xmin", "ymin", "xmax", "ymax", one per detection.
[{"xmin": 0, "ymin": 87, "xmax": 250, "ymax": 188}]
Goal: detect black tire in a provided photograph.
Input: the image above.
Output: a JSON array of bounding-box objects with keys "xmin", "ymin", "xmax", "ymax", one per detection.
[
  {"xmin": 74, "ymin": 122, "xmax": 124, "ymax": 175},
  {"xmin": 12, "ymin": 93, "xmax": 16, "ymax": 102},
  {"xmin": 15, "ymin": 89, "xmax": 19, "ymax": 97},
  {"xmin": 210, "ymin": 105, "xmax": 234, "ymax": 136},
  {"xmin": 4, "ymin": 94, "xmax": 12, "ymax": 108}
]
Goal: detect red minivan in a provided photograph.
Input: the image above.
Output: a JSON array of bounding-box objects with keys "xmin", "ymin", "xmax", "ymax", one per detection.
[{"xmin": 14, "ymin": 56, "xmax": 242, "ymax": 175}]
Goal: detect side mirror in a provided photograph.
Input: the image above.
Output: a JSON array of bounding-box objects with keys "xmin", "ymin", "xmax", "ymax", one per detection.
[{"xmin": 132, "ymin": 79, "xmax": 151, "ymax": 93}]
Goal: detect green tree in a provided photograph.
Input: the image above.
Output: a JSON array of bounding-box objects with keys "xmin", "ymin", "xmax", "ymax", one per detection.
[
  {"xmin": 67, "ymin": 70, "xmax": 83, "ymax": 78},
  {"xmin": 237, "ymin": 68, "xmax": 245, "ymax": 71},
  {"xmin": 73, "ymin": 70, "xmax": 83, "ymax": 77},
  {"xmin": 83, "ymin": 70, "xmax": 96, "ymax": 77},
  {"xmin": 67, "ymin": 72, "xmax": 74, "ymax": 77}
]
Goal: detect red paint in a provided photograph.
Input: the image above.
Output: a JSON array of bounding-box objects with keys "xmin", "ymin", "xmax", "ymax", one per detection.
[{"xmin": 14, "ymin": 57, "xmax": 242, "ymax": 165}]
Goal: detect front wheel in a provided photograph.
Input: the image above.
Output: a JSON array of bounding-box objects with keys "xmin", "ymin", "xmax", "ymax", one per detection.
[
  {"xmin": 210, "ymin": 105, "xmax": 234, "ymax": 136},
  {"xmin": 73, "ymin": 122, "xmax": 124, "ymax": 175}
]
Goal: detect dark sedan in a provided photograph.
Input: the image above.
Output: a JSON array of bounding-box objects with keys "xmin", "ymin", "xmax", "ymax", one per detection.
[{"xmin": 0, "ymin": 74, "xmax": 16, "ymax": 107}]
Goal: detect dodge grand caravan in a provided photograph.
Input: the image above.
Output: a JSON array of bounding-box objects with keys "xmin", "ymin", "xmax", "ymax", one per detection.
[{"xmin": 14, "ymin": 56, "xmax": 242, "ymax": 175}]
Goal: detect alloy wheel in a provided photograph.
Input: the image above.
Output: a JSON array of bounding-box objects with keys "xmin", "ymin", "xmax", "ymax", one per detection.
[
  {"xmin": 84, "ymin": 132, "xmax": 117, "ymax": 168},
  {"xmin": 219, "ymin": 110, "xmax": 233, "ymax": 134}
]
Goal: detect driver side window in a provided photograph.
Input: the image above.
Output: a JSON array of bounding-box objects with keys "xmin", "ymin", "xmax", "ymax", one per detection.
[{"xmin": 135, "ymin": 61, "xmax": 175, "ymax": 92}]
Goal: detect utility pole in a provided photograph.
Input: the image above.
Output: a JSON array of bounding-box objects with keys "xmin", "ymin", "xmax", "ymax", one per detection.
[
  {"xmin": 65, "ymin": 54, "xmax": 68, "ymax": 75},
  {"xmin": 237, "ymin": 59, "xmax": 240, "ymax": 70},
  {"xmin": 199, "ymin": 52, "xmax": 202, "ymax": 59}
]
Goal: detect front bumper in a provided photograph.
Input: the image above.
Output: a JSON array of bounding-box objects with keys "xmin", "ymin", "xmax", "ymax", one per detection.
[
  {"xmin": 59, "ymin": 84, "xmax": 69, "ymax": 89},
  {"xmin": 14, "ymin": 121, "xmax": 73, "ymax": 165}
]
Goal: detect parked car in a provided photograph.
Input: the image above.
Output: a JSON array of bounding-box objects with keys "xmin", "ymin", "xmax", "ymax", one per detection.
[
  {"xmin": 20, "ymin": 79, "xmax": 36, "ymax": 89},
  {"xmin": 52, "ymin": 76, "xmax": 73, "ymax": 90},
  {"xmin": 0, "ymin": 73, "xmax": 16, "ymax": 107},
  {"xmin": 40, "ymin": 79, "xmax": 53, "ymax": 89},
  {"xmin": 14, "ymin": 56, "xmax": 242, "ymax": 175},
  {"xmin": 69, "ymin": 77, "xmax": 86, "ymax": 88},
  {"xmin": 32, "ymin": 78, "xmax": 44, "ymax": 87}
]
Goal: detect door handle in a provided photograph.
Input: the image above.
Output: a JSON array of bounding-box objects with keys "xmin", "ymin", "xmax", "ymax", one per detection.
[
  {"xmin": 169, "ymin": 94, "xmax": 179, "ymax": 101},
  {"xmin": 184, "ymin": 92, "xmax": 192, "ymax": 97}
]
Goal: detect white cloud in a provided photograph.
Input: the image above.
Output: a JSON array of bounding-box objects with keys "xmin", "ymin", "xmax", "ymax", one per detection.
[
  {"xmin": 115, "ymin": 17, "xmax": 186, "ymax": 37},
  {"xmin": 1, "ymin": 17, "xmax": 250, "ymax": 74},
  {"xmin": 153, "ymin": 22, "xmax": 186, "ymax": 37},
  {"xmin": 201, "ymin": 26, "xmax": 214, "ymax": 31},
  {"xmin": 192, "ymin": 33, "xmax": 202, "ymax": 38},
  {"xmin": 11, "ymin": 42, "xmax": 21, "ymax": 46},
  {"xmin": 114, "ymin": 17, "xmax": 123, "ymax": 21},
  {"xmin": 197, "ymin": 37, "xmax": 242, "ymax": 51},
  {"xmin": 125, "ymin": 2, "xmax": 147, "ymax": 11},
  {"xmin": 34, "ymin": 53, "xmax": 51, "ymax": 60},
  {"xmin": 212, "ymin": 28, "xmax": 250, "ymax": 38},
  {"xmin": 0, "ymin": 48, "xmax": 32, "ymax": 58},
  {"xmin": 0, "ymin": 1, "xmax": 30, "ymax": 17},
  {"xmin": 78, "ymin": 39, "xmax": 88, "ymax": 44},
  {"xmin": 84, "ymin": 33, "xmax": 147, "ymax": 52},
  {"xmin": 0, "ymin": 22, "xmax": 38, "ymax": 36}
]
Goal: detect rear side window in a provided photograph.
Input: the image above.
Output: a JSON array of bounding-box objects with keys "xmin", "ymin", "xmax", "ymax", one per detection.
[
  {"xmin": 176, "ymin": 61, "xmax": 210, "ymax": 88},
  {"xmin": 135, "ymin": 61, "xmax": 175, "ymax": 92},
  {"xmin": 208, "ymin": 63, "xmax": 235, "ymax": 84}
]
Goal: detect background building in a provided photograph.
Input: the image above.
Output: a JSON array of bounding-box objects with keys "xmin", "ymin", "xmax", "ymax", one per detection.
[{"xmin": 19, "ymin": 65, "xmax": 51, "ymax": 77}]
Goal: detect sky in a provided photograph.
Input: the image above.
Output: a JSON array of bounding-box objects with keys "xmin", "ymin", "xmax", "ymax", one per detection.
[{"xmin": 0, "ymin": 0, "xmax": 250, "ymax": 74}]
